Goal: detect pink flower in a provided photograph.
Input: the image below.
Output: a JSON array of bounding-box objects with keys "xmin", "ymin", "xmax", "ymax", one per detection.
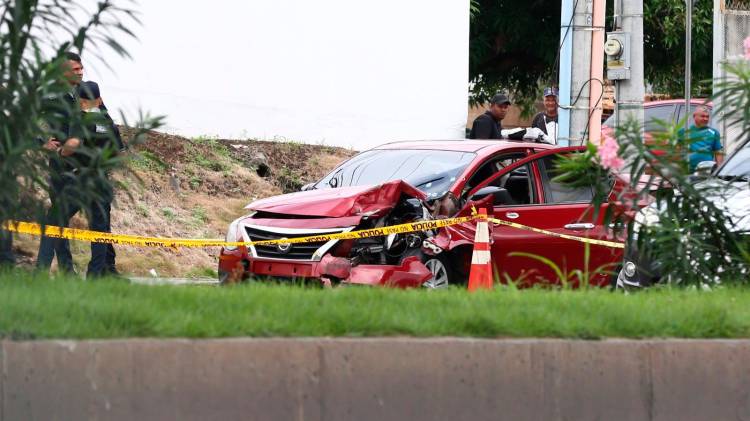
[
  {"xmin": 598, "ymin": 132, "xmax": 624, "ymax": 171},
  {"xmin": 745, "ymin": 36, "xmax": 750, "ymax": 60}
]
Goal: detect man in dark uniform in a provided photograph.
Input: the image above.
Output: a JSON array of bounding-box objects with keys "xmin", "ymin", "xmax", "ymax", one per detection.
[
  {"xmin": 0, "ymin": 223, "xmax": 13, "ymax": 268},
  {"xmin": 37, "ymin": 53, "xmax": 122, "ymax": 277},
  {"xmin": 36, "ymin": 52, "xmax": 82, "ymax": 273},
  {"xmin": 38, "ymin": 81, "xmax": 122, "ymax": 278},
  {"xmin": 2, "ymin": 52, "xmax": 82, "ymax": 270},
  {"xmin": 469, "ymin": 93, "xmax": 511, "ymax": 139}
]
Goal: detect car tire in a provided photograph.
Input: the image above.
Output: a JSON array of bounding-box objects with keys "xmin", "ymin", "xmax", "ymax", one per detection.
[
  {"xmin": 422, "ymin": 254, "xmax": 458, "ymax": 289},
  {"xmin": 608, "ymin": 266, "xmax": 621, "ymax": 291},
  {"xmin": 218, "ymin": 269, "xmax": 231, "ymax": 285}
]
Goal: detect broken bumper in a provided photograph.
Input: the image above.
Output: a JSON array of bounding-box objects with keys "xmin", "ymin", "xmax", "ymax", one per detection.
[{"xmin": 218, "ymin": 248, "xmax": 432, "ymax": 288}]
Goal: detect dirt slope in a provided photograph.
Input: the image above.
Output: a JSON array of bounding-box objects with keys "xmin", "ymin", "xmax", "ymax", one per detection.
[{"xmin": 13, "ymin": 129, "xmax": 356, "ymax": 277}]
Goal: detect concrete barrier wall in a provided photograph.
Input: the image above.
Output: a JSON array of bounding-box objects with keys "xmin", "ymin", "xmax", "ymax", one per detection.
[{"xmin": 2, "ymin": 338, "xmax": 750, "ymax": 421}]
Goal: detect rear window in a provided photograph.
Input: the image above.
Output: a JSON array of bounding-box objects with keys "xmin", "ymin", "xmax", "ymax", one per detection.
[
  {"xmin": 602, "ymin": 104, "xmax": 676, "ymax": 132},
  {"xmin": 644, "ymin": 105, "xmax": 675, "ymax": 132}
]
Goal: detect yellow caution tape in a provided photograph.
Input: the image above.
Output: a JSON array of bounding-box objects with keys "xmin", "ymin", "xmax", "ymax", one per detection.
[
  {"xmin": 2, "ymin": 216, "xmax": 477, "ymax": 248},
  {"xmin": 487, "ymin": 217, "xmax": 625, "ymax": 249},
  {"xmin": 2, "ymin": 212, "xmax": 623, "ymax": 250},
  {"xmin": 5, "ymin": 221, "xmax": 233, "ymax": 248}
]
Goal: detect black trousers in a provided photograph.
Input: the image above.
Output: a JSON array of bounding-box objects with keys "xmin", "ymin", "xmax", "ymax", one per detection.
[
  {"xmin": 36, "ymin": 184, "xmax": 74, "ymax": 272},
  {"xmin": 0, "ymin": 229, "xmax": 13, "ymax": 267},
  {"xmin": 36, "ymin": 179, "xmax": 116, "ymax": 278}
]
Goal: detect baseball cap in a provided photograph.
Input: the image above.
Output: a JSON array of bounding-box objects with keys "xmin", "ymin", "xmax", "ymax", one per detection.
[
  {"xmin": 77, "ymin": 81, "xmax": 100, "ymax": 100},
  {"xmin": 490, "ymin": 92, "xmax": 511, "ymax": 105},
  {"xmin": 543, "ymin": 87, "xmax": 559, "ymax": 98}
]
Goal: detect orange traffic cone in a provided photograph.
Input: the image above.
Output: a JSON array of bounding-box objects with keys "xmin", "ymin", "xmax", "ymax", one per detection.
[{"xmin": 468, "ymin": 208, "xmax": 493, "ymax": 291}]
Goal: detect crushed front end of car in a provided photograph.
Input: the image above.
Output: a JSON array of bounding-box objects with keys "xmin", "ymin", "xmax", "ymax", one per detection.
[{"xmin": 218, "ymin": 180, "xmax": 444, "ymax": 287}]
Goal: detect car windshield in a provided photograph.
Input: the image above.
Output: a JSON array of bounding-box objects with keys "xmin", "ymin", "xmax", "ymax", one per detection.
[
  {"xmin": 314, "ymin": 149, "xmax": 476, "ymax": 199},
  {"xmin": 717, "ymin": 141, "xmax": 750, "ymax": 180}
]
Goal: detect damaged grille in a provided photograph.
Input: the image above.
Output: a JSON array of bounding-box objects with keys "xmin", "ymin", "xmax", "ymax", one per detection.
[{"xmin": 244, "ymin": 225, "xmax": 345, "ymax": 261}]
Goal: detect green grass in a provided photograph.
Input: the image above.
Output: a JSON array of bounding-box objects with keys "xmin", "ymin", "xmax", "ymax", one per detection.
[
  {"xmin": 186, "ymin": 136, "xmax": 234, "ymax": 171},
  {"xmin": 161, "ymin": 207, "xmax": 177, "ymax": 220},
  {"xmin": 184, "ymin": 266, "xmax": 217, "ymax": 278},
  {"xmin": 129, "ymin": 150, "xmax": 168, "ymax": 173},
  {"xmin": 1, "ymin": 271, "xmax": 750, "ymax": 340},
  {"xmin": 190, "ymin": 206, "xmax": 208, "ymax": 225}
]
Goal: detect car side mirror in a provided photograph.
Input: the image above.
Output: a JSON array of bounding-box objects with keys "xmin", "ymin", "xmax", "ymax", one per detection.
[
  {"xmin": 300, "ymin": 183, "xmax": 315, "ymax": 191},
  {"xmin": 469, "ymin": 186, "xmax": 514, "ymax": 205},
  {"xmin": 693, "ymin": 160, "xmax": 717, "ymax": 177}
]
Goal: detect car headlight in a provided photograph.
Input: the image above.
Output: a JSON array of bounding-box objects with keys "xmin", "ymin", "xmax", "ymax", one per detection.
[
  {"xmin": 224, "ymin": 219, "xmax": 242, "ymax": 251},
  {"xmin": 224, "ymin": 211, "xmax": 255, "ymax": 251},
  {"xmin": 633, "ymin": 206, "xmax": 660, "ymax": 233}
]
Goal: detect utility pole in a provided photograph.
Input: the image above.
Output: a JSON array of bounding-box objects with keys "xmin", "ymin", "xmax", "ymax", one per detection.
[
  {"xmin": 685, "ymin": 0, "xmax": 693, "ymax": 134},
  {"xmin": 611, "ymin": 0, "xmax": 645, "ymax": 137},
  {"xmin": 558, "ymin": 0, "xmax": 574, "ymax": 147},
  {"xmin": 567, "ymin": 0, "xmax": 594, "ymax": 146},
  {"xmin": 588, "ymin": 0, "xmax": 605, "ymax": 145}
]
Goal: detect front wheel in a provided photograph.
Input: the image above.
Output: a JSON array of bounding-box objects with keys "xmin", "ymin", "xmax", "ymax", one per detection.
[{"xmin": 422, "ymin": 254, "xmax": 457, "ymax": 289}]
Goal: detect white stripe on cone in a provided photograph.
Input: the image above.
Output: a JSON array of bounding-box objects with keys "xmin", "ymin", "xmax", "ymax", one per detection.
[
  {"xmin": 475, "ymin": 221, "xmax": 489, "ymax": 243},
  {"xmin": 471, "ymin": 250, "xmax": 491, "ymax": 265}
]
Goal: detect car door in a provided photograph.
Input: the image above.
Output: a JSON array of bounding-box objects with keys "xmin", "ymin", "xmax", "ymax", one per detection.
[{"xmin": 468, "ymin": 148, "xmax": 617, "ymax": 286}]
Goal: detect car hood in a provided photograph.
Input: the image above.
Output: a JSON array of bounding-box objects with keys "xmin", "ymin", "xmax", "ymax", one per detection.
[
  {"xmin": 245, "ymin": 180, "xmax": 427, "ymax": 218},
  {"xmin": 706, "ymin": 180, "xmax": 750, "ymax": 232},
  {"xmin": 639, "ymin": 179, "xmax": 750, "ymax": 233}
]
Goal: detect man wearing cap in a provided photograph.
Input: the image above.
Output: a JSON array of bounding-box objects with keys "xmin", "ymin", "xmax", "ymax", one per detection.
[
  {"xmin": 531, "ymin": 87, "xmax": 559, "ymax": 144},
  {"xmin": 469, "ymin": 93, "xmax": 511, "ymax": 140}
]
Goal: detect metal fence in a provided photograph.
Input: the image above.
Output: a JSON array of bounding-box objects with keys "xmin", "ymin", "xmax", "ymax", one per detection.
[{"xmin": 713, "ymin": 0, "xmax": 750, "ymax": 152}]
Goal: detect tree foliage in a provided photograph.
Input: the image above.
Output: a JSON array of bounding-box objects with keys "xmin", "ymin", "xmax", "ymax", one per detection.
[
  {"xmin": 644, "ymin": 0, "xmax": 713, "ymax": 97},
  {"xmin": 0, "ymin": 0, "xmax": 159, "ymax": 235},
  {"xmin": 470, "ymin": 0, "xmax": 714, "ymax": 105},
  {"xmin": 469, "ymin": 0, "xmax": 560, "ymax": 110}
]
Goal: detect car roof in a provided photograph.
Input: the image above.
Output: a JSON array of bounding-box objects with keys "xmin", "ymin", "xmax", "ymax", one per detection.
[
  {"xmin": 372, "ymin": 139, "xmax": 558, "ymax": 154},
  {"xmin": 645, "ymin": 98, "xmax": 713, "ymax": 108}
]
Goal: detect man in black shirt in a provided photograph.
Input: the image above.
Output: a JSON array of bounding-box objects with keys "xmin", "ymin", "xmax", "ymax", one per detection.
[
  {"xmin": 531, "ymin": 87, "xmax": 559, "ymax": 143},
  {"xmin": 469, "ymin": 93, "xmax": 511, "ymax": 139},
  {"xmin": 36, "ymin": 52, "xmax": 82, "ymax": 273}
]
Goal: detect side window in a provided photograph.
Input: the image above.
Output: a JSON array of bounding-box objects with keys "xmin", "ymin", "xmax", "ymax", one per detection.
[
  {"xmin": 538, "ymin": 155, "xmax": 593, "ymax": 204},
  {"xmin": 464, "ymin": 153, "xmax": 525, "ymax": 194},
  {"xmin": 644, "ymin": 105, "xmax": 675, "ymax": 133},
  {"xmin": 490, "ymin": 163, "xmax": 534, "ymax": 205}
]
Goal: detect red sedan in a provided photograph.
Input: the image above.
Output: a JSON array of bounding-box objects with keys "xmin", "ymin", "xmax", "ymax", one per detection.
[{"xmin": 219, "ymin": 140, "xmax": 642, "ymax": 288}]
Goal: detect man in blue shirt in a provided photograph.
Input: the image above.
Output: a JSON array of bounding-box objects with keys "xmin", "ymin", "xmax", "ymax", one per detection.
[{"xmin": 677, "ymin": 106, "xmax": 723, "ymax": 172}]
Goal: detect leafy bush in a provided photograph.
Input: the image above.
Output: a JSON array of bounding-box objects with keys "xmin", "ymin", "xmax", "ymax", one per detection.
[
  {"xmin": 0, "ymin": 1, "xmax": 160, "ymax": 236},
  {"xmin": 558, "ymin": 59, "xmax": 750, "ymax": 287}
]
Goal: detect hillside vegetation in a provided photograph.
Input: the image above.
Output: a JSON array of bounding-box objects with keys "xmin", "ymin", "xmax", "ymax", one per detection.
[{"xmin": 13, "ymin": 129, "xmax": 356, "ymax": 277}]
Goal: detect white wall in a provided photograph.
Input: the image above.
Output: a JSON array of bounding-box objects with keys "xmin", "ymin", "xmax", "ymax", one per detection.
[{"xmin": 87, "ymin": 1, "xmax": 469, "ymax": 150}]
